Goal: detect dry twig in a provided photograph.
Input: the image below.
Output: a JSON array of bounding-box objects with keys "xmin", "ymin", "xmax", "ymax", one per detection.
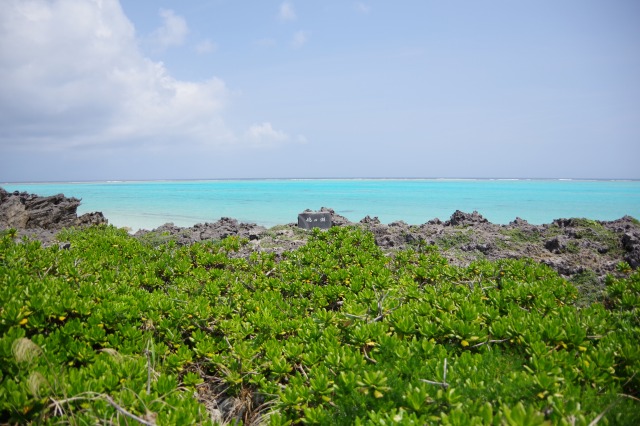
[
  {"xmin": 471, "ymin": 339, "xmax": 509, "ymax": 348},
  {"xmin": 49, "ymin": 392, "xmax": 156, "ymax": 426},
  {"xmin": 420, "ymin": 358, "xmax": 449, "ymax": 389}
]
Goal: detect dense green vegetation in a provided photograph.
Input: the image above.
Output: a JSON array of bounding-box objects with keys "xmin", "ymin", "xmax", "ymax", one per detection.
[{"xmin": 1, "ymin": 225, "xmax": 639, "ymax": 425}]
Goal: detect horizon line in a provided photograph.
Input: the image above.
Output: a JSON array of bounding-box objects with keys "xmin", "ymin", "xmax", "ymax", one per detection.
[{"xmin": 3, "ymin": 176, "xmax": 640, "ymax": 185}]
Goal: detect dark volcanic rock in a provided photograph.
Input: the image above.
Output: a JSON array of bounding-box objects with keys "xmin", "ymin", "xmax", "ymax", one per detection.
[
  {"xmin": 622, "ymin": 231, "xmax": 640, "ymax": 268},
  {"xmin": 445, "ymin": 210, "xmax": 489, "ymax": 227},
  {"xmin": 603, "ymin": 215, "xmax": 639, "ymax": 233},
  {"xmin": 77, "ymin": 212, "xmax": 109, "ymax": 227},
  {"xmin": 351, "ymin": 209, "xmax": 640, "ymax": 280},
  {"xmin": 545, "ymin": 236, "xmax": 569, "ymax": 254},
  {"xmin": 542, "ymin": 259, "xmax": 585, "ymax": 276},
  {"xmin": 0, "ymin": 187, "xmax": 107, "ymax": 231},
  {"xmin": 193, "ymin": 217, "xmax": 266, "ymax": 242},
  {"xmin": 510, "ymin": 217, "xmax": 529, "ymax": 226},
  {"xmin": 0, "ymin": 187, "xmax": 108, "ymax": 247},
  {"xmin": 319, "ymin": 207, "xmax": 352, "ymax": 227},
  {"xmin": 134, "ymin": 217, "xmax": 267, "ymax": 246},
  {"xmin": 134, "ymin": 223, "xmax": 192, "ymax": 245},
  {"xmin": 360, "ymin": 215, "xmax": 381, "ymax": 225}
]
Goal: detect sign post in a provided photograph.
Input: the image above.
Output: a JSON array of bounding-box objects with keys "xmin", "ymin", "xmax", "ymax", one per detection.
[{"xmin": 297, "ymin": 211, "xmax": 332, "ymax": 230}]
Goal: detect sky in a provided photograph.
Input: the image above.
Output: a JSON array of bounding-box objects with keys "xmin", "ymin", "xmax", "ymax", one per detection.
[{"xmin": 1, "ymin": 0, "xmax": 639, "ymax": 182}]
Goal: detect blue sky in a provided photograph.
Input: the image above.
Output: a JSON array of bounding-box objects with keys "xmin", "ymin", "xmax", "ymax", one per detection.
[{"xmin": 1, "ymin": 0, "xmax": 639, "ymax": 181}]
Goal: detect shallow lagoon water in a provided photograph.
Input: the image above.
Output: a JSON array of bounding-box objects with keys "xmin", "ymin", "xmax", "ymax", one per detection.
[{"xmin": 3, "ymin": 179, "xmax": 640, "ymax": 231}]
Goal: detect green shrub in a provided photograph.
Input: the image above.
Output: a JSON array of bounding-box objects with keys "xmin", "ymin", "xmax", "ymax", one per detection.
[{"xmin": 0, "ymin": 226, "xmax": 638, "ymax": 424}]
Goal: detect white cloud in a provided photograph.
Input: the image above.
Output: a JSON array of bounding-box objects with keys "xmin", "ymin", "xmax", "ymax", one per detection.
[
  {"xmin": 0, "ymin": 0, "xmax": 305, "ymax": 168},
  {"xmin": 149, "ymin": 8, "xmax": 188, "ymax": 50},
  {"xmin": 355, "ymin": 2, "xmax": 371, "ymax": 14},
  {"xmin": 195, "ymin": 39, "xmax": 218, "ymax": 54},
  {"xmin": 278, "ymin": 2, "xmax": 296, "ymax": 21},
  {"xmin": 291, "ymin": 30, "xmax": 308, "ymax": 48},
  {"xmin": 0, "ymin": 0, "xmax": 235, "ymax": 153},
  {"xmin": 245, "ymin": 123, "xmax": 308, "ymax": 148},
  {"xmin": 246, "ymin": 122, "xmax": 289, "ymax": 145}
]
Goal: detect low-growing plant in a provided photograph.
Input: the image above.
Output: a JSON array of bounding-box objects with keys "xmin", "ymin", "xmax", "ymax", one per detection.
[
  {"xmin": 566, "ymin": 240, "xmax": 581, "ymax": 254},
  {"xmin": 570, "ymin": 270, "xmax": 605, "ymax": 306},
  {"xmin": 1, "ymin": 225, "xmax": 639, "ymax": 424},
  {"xmin": 499, "ymin": 228, "xmax": 542, "ymax": 245},
  {"xmin": 137, "ymin": 230, "xmax": 178, "ymax": 248},
  {"xmin": 433, "ymin": 230, "xmax": 473, "ymax": 250}
]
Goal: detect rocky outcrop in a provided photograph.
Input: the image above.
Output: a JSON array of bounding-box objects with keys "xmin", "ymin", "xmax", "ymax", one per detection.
[
  {"xmin": 3, "ymin": 186, "xmax": 638, "ymax": 284},
  {"xmin": 319, "ymin": 207, "xmax": 351, "ymax": 227},
  {"xmin": 445, "ymin": 210, "xmax": 490, "ymax": 227},
  {"xmin": 0, "ymin": 188, "xmax": 107, "ymax": 231},
  {"xmin": 133, "ymin": 208, "xmax": 640, "ymax": 282},
  {"xmin": 347, "ymin": 211, "xmax": 640, "ymax": 280},
  {"xmin": 0, "ymin": 187, "xmax": 108, "ymax": 245},
  {"xmin": 622, "ymin": 231, "xmax": 640, "ymax": 268},
  {"xmin": 134, "ymin": 217, "xmax": 266, "ymax": 246}
]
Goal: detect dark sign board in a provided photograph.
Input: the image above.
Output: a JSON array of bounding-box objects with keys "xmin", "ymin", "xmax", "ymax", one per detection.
[{"xmin": 297, "ymin": 211, "xmax": 332, "ymax": 230}]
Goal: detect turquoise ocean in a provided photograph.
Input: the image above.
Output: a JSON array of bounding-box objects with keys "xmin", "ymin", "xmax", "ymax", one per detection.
[{"xmin": 2, "ymin": 179, "xmax": 640, "ymax": 231}]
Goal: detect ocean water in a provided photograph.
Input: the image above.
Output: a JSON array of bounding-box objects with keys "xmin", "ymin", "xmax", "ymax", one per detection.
[{"xmin": 2, "ymin": 179, "xmax": 640, "ymax": 231}]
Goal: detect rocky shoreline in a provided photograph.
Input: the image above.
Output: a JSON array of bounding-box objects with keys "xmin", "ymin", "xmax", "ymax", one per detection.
[
  {"xmin": 134, "ymin": 208, "xmax": 640, "ymax": 279},
  {"xmin": 2, "ymin": 188, "xmax": 639, "ymax": 288},
  {"xmin": 0, "ymin": 187, "xmax": 108, "ymax": 242}
]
